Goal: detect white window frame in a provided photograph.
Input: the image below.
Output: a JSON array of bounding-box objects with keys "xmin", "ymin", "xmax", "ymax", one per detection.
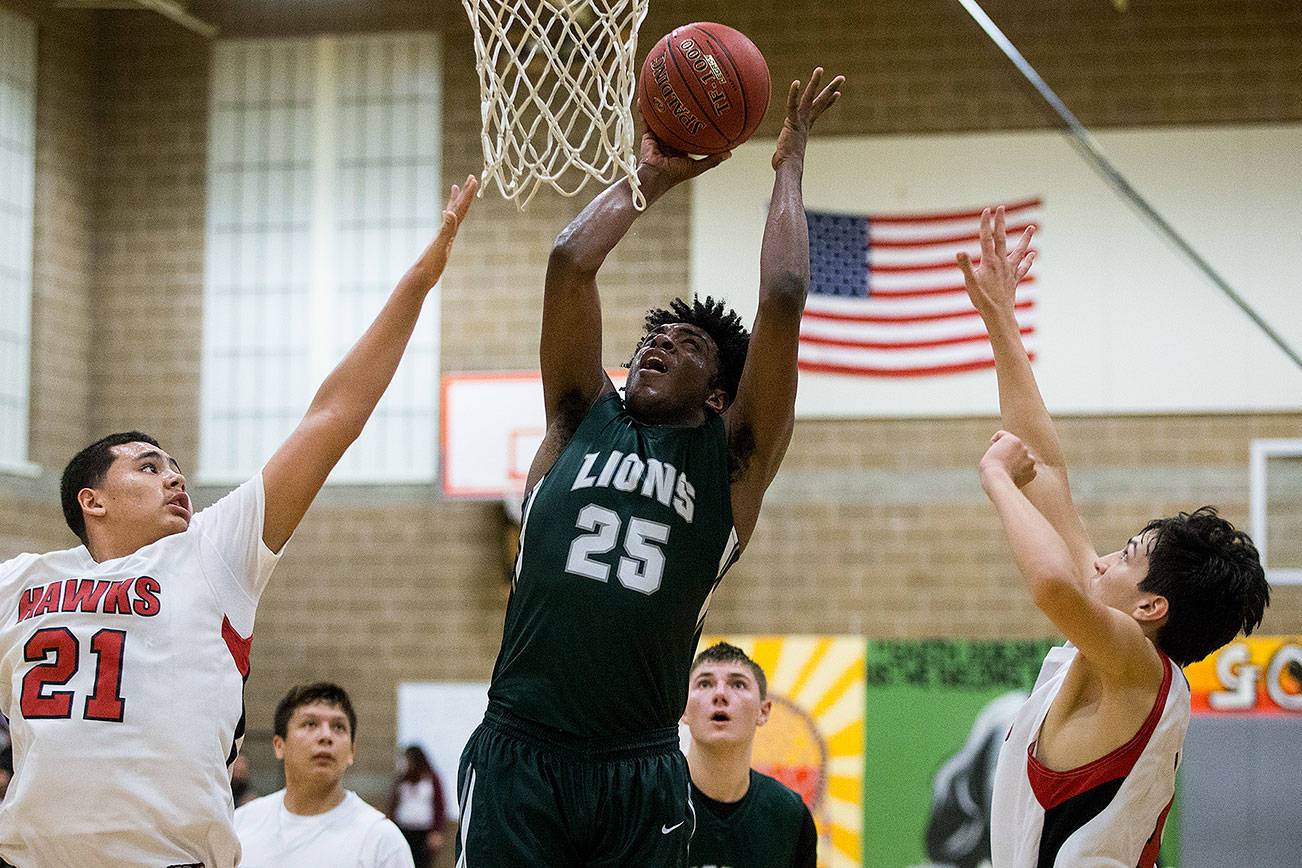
[
  {"xmin": 1250, "ymin": 438, "xmax": 1302, "ymax": 586},
  {"xmin": 0, "ymin": 8, "xmax": 37, "ymax": 475},
  {"xmin": 201, "ymin": 32, "xmax": 442, "ymax": 485}
]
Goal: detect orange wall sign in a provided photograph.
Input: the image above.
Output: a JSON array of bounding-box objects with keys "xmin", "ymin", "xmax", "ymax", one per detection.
[{"xmin": 1184, "ymin": 635, "xmax": 1302, "ymax": 716}]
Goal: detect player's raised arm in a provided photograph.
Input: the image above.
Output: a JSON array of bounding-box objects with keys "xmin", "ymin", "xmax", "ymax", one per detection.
[
  {"xmin": 725, "ymin": 68, "xmax": 843, "ymax": 548},
  {"xmin": 978, "ymin": 430, "xmax": 1162, "ymax": 682},
  {"xmin": 260, "ymin": 176, "xmax": 477, "ymax": 553},
  {"xmin": 530, "ymin": 134, "xmax": 728, "ymax": 486},
  {"xmin": 957, "ymin": 208, "xmax": 1095, "ymax": 570}
]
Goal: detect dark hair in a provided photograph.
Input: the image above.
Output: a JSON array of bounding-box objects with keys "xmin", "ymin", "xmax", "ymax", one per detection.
[
  {"xmin": 635, "ymin": 296, "xmax": 750, "ymax": 403},
  {"xmin": 691, "ymin": 641, "xmax": 767, "ymax": 700},
  {"xmin": 274, "ymin": 682, "xmax": 357, "ymax": 740},
  {"xmin": 60, "ymin": 431, "xmax": 161, "ymax": 545},
  {"xmin": 1138, "ymin": 506, "xmax": 1270, "ymax": 666},
  {"xmin": 401, "ymin": 745, "xmax": 435, "ymax": 783}
]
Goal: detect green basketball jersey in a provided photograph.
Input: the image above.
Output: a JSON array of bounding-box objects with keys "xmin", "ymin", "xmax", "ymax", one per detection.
[
  {"xmin": 488, "ymin": 391, "xmax": 740, "ymax": 737},
  {"xmin": 688, "ymin": 771, "xmax": 818, "ymax": 868}
]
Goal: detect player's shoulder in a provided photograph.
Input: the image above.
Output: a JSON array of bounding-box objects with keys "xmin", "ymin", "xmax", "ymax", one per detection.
[
  {"xmin": 189, "ymin": 473, "xmax": 264, "ymax": 530},
  {"xmin": 342, "ymin": 790, "xmax": 400, "ymax": 831},
  {"xmin": 234, "ymin": 788, "xmax": 285, "ymax": 827},
  {"xmin": 342, "ymin": 793, "xmax": 413, "ymax": 863},
  {"xmin": 342, "ymin": 790, "xmax": 387, "ymax": 817},
  {"xmin": 1, "ymin": 546, "xmax": 86, "ymax": 585},
  {"xmin": 750, "ymin": 769, "xmax": 812, "ymax": 816}
]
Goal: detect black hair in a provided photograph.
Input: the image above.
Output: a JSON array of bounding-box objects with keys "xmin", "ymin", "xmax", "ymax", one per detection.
[
  {"xmin": 401, "ymin": 744, "xmax": 435, "ymax": 783},
  {"xmin": 60, "ymin": 431, "xmax": 161, "ymax": 545},
  {"xmin": 635, "ymin": 296, "xmax": 750, "ymax": 403},
  {"xmin": 1138, "ymin": 506, "xmax": 1270, "ymax": 666},
  {"xmin": 273, "ymin": 682, "xmax": 357, "ymax": 740},
  {"xmin": 691, "ymin": 641, "xmax": 767, "ymax": 700}
]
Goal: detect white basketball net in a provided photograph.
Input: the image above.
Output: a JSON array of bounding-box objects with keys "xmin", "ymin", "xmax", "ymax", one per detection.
[{"xmin": 461, "ymin": 0, "xmax": 650, "ymax": 209}]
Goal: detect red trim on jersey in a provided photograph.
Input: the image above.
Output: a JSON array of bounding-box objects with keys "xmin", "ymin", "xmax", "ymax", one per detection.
[
  {"xmin": 221, "ymin": 616, "xmax": 252, "ymax": 678},
  {"xmin": 1138, "ymin": 795, "xmax": 1174, "ymax": 867},
  {"xmin": 1026, "ymin": 654, "xmax": 1174, "ymax": 809}
]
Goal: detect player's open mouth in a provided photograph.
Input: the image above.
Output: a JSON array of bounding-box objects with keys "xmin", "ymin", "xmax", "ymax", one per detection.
[
  {"xmin": 639, "ymin": 352, "xmax": 668, "ymax": 373},
  {"xmin": 711, "ymin": 711, "xmax": 730, "ymax": 722}
]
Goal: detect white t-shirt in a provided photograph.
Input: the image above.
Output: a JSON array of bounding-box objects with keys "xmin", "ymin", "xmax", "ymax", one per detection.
[
  {"xmin": 0, "ymin": 474, "xmax": 280, "ymax": 868},
  {"xmin": 235, "ymin": 789, "xmax": 415, "ymax": 868},
  {"xmin": 392, "ymin": 777, "xmax": 436, "ymax": 829}
]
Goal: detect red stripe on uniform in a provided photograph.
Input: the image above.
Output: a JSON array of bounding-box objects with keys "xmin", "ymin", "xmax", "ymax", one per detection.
[
  {"xmin": 1026, "ymin": 655, "xmax": 1174, "ymax": 809},
  {"xmin": 222, "ymin": 615, "xmax": 252, "ymax": 678}
]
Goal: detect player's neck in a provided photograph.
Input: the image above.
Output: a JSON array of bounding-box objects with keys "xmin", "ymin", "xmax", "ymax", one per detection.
[
  {"xmin": 687, "ymin": 743, "xmax": 753, "ymax": 803},
  {"xmin": 282, "ymin": 780, "xmax": 347, "ymax": 816},
  {"xmin": 85, "ymin": 526, "xmax": 156, "ymax": 563}
]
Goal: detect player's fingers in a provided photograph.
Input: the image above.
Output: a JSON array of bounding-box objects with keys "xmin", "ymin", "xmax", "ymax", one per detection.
[
  {"xmin": 994, "ymin": 206, "xmax": 1008, "ymax": 258},
  {"xmin": 805, "ymin": 67, "xmax": 823, "ymax": 101},
  {"xmin": 817, "ymin": 75, "xmax": 845, "ymax": 105},
  {"xmin": 692, "ymin": 150, "xmax": 732, "ymax": 176},
  {"xmin": 787, "ymin": 79, "xmax": 801, "ymax": 114},
  {"xmin": 1013, "ymin": 223, "xmax": 1036, "ymax": 254},
  {"xmin": 1016, "ymin": 250, "xmax": 1036, "ymax": 281},
  {"xmin": 814, "ymin": 80, "xmax": 843, "ymax": 114},
  {"xmin": 979, "ymin": 208, "xmax": 995, "ymax": 260},
  {"xmin": 454, "ymin": 175, "xmax": 479, "ymax": 217}
]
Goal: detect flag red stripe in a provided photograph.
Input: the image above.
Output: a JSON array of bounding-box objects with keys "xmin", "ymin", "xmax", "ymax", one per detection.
[
  {"xmin": 799, "ymin": 325, "xmax": 1035, "ymax": 351},
  {"xmin": 872, "ymin": 261, "xmax": 972, "ymax": 274},
  {"xmin": 804, "ymin": 299, "xmax": 1033, "ymax": 324},
  {"xmin": 798, "ymin": 353, "xmax": 1037, "ymax": 378},
  {"xmin": 868, "ymin": 197, "xmax": 1042, "ymax": 225},
  {"xmin": 870, "ymin": 223, "xmax": 1034, "ymax": 249},
  {"xmin": 868, "ymin": 275, "xmax": 1036, "ymax": 298}
]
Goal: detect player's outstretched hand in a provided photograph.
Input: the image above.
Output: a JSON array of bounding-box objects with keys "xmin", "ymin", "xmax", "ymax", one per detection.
[
  {"xmin": 773, "ymin": 67, "xmax": 844, "ymax": 170},
  {"xmin": 410, "ymin": 174, "xmax": 478, "ymax": 288},
  {"xmin": 638, "ymin": 129, "xmax": 730, "ymax": 196},
  {"xmin": 980, "ymin": 430, "xmax": 1038, "ymax": 490},
  {"xmin": 956, "ymin": 206, "xmax": 1035, "ymax": 318}
]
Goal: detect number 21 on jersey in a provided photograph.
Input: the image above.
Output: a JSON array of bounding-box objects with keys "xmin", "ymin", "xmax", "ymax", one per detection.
[{"xmin": 21, "ymin": 627, "xmax": 128, "ymax": 722}]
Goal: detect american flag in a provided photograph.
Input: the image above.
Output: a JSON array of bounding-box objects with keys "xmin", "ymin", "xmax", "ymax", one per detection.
[{"xmin": 798, "ymin": 198, "xmax": 1041, "ymax": 377}]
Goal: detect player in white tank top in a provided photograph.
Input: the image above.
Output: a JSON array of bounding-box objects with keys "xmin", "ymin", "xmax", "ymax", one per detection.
[
  {"xmin": 0, "ymin": 178, "xmax": 476, "ymax": 867},
  {"xmin": 990, "ymin": 644, "xmax": 1190, "ymax": 866},
  {"xmin": 957, "ymin": 209, "xmax": 1268, "ymax": 868}
]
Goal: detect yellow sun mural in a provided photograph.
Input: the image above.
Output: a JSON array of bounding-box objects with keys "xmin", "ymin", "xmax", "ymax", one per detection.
[{"xmin": 700, "ymin": 635, "xmax": 866, "ymax": 868}]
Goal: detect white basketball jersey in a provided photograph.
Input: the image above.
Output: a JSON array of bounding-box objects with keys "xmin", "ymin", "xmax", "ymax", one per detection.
[
  {"xmin": 0, "ymin": 474, "xmax": 279, "ymax": 868},
  {"xmin": 234, "ymin": 790, "xmax": 414, "ymax": 868},
  {"xmin": 990, "ymin": 644, "xmax": 1189, "ymax": 868}
]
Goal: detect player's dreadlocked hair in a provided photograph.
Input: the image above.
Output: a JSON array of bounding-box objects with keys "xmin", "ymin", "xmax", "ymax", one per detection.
[
  {"xmin": 634, "ymin": 296, "xmax": 750, "ymax": 403},
  {"xmin": 1138, "ymin": 506, "xmax": 1270, "ymax": 666}
]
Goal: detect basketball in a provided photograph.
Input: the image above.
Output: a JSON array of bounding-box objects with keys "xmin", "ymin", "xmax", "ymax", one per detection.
[{"xmin": 637, "ymin": 22, "xmax": 771, "ymax": 156}]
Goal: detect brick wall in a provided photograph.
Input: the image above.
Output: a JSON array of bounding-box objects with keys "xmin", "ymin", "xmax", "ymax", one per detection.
[{"xmin": 3, "ymin": 0, "xmax": 1300, "ymax": 814}]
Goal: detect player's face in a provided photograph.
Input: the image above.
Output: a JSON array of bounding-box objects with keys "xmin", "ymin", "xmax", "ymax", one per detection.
[
  {"xmin": 1090, "ymin": 531, "xmax": 1155, "ymax": 613},
  {"xmin": 92, "ymin": 442, "xmax": 191, "ymax": 540},
  {"xmin": 274, "ymin": 702, "xmax": 355, "ymax": 786},
  {"xmin": 625, "ymin": 324, "xmax": 726, "ymax": 424},
  {"xmin": 683, "ymin": 661, "xmax": 770, "ymax": 748}
]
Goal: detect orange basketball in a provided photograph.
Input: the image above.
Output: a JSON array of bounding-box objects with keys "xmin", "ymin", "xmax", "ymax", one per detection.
[{"xmin": 637, "ymin": 22, "xmax": 771, "ymax": 156}]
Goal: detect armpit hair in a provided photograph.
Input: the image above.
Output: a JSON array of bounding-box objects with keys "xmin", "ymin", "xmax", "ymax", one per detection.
[{"xmin": 728, "ymin": 423, "xmax": 755, "ymax": 483}]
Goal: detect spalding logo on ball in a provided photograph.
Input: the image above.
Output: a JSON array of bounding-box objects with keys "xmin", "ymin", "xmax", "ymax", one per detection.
[{"xmin": 638, "ymin": 22, "xmax": 771, "ymax": 155}]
